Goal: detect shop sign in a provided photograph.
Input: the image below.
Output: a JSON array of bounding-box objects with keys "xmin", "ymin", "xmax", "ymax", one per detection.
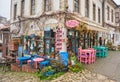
[{"xmin": 65, "ymin": 20, "xmax": 79, "ymax": 28}]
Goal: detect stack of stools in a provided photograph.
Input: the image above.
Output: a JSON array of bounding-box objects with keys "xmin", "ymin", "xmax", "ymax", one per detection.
[
  {"xmin": 93, "ymin": 46, "xmax": 108, "ymax": 57},
  {"xmin": 78, "ymin": 48, "xmax": 96, "ymax": 64}
]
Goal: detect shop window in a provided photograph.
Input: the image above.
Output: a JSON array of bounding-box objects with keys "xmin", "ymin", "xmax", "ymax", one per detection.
[
  {"xmin": 44, "ymin": 30, "xmax": 55, "ymax": 55},
  {"xmin": 67, "ymin": 30, "xmax": 79, "ymax": 55}
]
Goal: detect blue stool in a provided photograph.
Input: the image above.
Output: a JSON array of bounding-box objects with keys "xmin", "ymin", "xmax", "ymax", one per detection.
[{"xmin": 39, "ymin": 60, "xmax": 50, "ymax": 70}]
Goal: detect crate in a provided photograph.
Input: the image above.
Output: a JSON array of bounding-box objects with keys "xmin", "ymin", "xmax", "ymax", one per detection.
[
  {"xmin": 22, "ymin": 65, "xmax": 38, "ymax": 73},
  {"xmin": 11, "ymin": 63, "xmax": 21, "ymax": 72}
]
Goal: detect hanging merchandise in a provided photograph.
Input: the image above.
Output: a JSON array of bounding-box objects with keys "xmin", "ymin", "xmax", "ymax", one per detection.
[
  {"xmin": 30, "ymin": 34, "xmax": 35, "ymax": 38},
  {"xmin": 30, "ymin": 42, "xmax": 34, "ymax": 50}
]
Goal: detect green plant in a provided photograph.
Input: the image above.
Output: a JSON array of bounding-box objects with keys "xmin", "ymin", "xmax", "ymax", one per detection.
[
  {"xmin": 106, "ymin": 41, "xmax": 112, "ymax": 50},
  {"xmin": 36, "ymin": 67, "xmax": 65, "ymax": 80},
  {"xmin": 68, "ymin": 62, "xmax": 84, "ymax": 73},
  {"xmin": 36, "ymin": 66, "xmax": 55, "ymax": 80},
  {"xmin": 118, "ymin": 45, "xmax": 120, "ymax": 51}
]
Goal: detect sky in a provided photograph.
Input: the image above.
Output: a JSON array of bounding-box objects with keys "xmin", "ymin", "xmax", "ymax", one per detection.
[{"xmin": 0, "ymin": 0, "xmax": 120, "ymax": 20}]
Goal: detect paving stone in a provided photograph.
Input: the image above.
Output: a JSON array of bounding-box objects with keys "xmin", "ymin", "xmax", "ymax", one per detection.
[{"xmin": 97, "ymin": 74, "xmax": 106, "ymax": 80}]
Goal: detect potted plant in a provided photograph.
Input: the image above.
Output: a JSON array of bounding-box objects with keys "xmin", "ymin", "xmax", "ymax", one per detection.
[
  {"xmin": 42, "ymin": 66, "xmax": 55, "ymax": 76},
  {"xmin": 39, "ymin": 52, "xmax": 44, "ymax": 56},
  {"xmin": 70, "ymin": 55, "xmax": 76, "ymax": 65},
  {"xmin": 50, "ymin": 52, "xmax": 55, "ymax": 58}
]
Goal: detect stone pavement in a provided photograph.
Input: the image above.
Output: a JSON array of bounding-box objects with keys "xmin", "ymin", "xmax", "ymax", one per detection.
[
  {"xmin": 85, "ymin": 51, "xmax": 120, "ymax": 82},
  {"xmin": 0, "ymin": 68, "xmax": 115, "ymax": 82},
  {"xmin": 52, "ymin": 69, "xmax": 115, "ymax": 82}
]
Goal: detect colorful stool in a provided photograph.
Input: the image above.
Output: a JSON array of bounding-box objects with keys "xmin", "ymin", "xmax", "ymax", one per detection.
[{"xmin": 39, "ymin": 60, "xmax": 50, "ymax": 70}]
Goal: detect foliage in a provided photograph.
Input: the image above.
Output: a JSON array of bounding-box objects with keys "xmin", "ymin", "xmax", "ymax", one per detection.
[
  {"xmin": 68, "ymin": 61, "xmax": 84, "ymax": 73},
  {"xmin": 70, "ymin": 55, "xmax": 76, "ymax": 61},
  {"xmin": 50, "ymin": 60, "xmax": 66, "ymax": 72},
  {"xmin": 36, "ymin": 66, "xmax": 55, "ymax": 80},
  {"xmin": 106, "ymin": 41, "xmax": 114, "ymax": 50},
  {"xmin": 117, "ymin": 45, "xmax": 120, "ymax": 51},
  {"xmin": 36, "ymin": 69, "xmax": 65, "ymax": 80}
]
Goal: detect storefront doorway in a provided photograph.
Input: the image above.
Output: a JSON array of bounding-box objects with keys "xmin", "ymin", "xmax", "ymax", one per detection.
[{"xmin": 67, "ymin": 30, "xmax": 79, "ymax": 56}]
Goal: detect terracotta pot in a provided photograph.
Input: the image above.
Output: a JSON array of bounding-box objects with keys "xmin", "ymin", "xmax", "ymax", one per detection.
[
  {"xmin": 68, "ymin": 59, "xmax": 71, "ymax": 65},
  {"xmin": 50, "ymin": 54, "xmax": 55, "ymax": 58},
  {"xmin": 39, "ymin": 54, "xmax": 44, "ymax": 56}
]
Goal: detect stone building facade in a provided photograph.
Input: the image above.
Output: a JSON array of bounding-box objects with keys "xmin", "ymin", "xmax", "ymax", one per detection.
[{"xmin": 10, "ymin": 0, "xmax": 120, "ymax": 55}]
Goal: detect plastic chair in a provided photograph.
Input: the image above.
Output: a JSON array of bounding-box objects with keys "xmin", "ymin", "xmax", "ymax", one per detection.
[{"xmin": 59, "ymin": 52, "xmax": 68, "ymax": 67}]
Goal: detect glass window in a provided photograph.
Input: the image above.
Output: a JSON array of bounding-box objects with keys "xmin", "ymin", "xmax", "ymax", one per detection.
[
  {"xmin": 31, "ymin": 0, "xmax": 35, "ymax": 15},
  {"xmin": 21, "ymin": 0, "xmax": 25, "ymax": 16},
  {"xmin": 44, "ymin": 0, "xmax": 51, "ymax": 12},
  {"xmin": 74, "ymin": 0, "xmax": 80, "ymax": 13},
  {"xmin": 111, "ymin": 9, "xmax": 114, "ymax": 22},
  {"xmin": 93, "ymin": 3, "xmax": 96, "ymax": 21},
  {"xmin": 107, "ymin": 6, "xmax": 110, "ymax": 20},
  {"xmin": 85, "ymin": 0, "xmax": 89, "ymax": 17},
  {"xmin": 115, "ymin": 12, "xmax": 119, "ymax": 17},
  {"xmin": 98, "ymin": 8, "xmax": 100, "ymax": 23},
  {"xmin": 14, "ymin": 4, "xmax": 17, "ymax": 20}
]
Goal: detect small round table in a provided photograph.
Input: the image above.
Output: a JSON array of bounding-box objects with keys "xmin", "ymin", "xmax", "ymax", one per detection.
[{"xmin": 33, "ymin": 58, "xmax": 44, "ymax": 69}]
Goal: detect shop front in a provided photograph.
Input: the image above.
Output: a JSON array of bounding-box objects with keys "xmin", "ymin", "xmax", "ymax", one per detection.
[
  {"xmin": 15, "ymin": 18, "xmax": 107, "ymax": 57},
  {"xmin": 65, "ymin": 20, "xmax": 99, "ymax": 56}
]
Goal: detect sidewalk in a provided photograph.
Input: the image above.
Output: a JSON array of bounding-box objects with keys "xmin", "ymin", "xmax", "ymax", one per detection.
[{"xmin": 85, "ymin": 51, "xmax": 120, "ymax": 82}]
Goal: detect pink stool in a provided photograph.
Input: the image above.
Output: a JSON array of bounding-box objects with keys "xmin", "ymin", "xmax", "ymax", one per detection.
[{"xmin": 27, "ymin": 60, "xmax": 31, "ymax": 65}]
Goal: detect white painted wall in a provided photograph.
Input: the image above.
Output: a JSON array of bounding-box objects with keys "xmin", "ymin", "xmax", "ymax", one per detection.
[
  {"xmin": 68, "ymin": 0, "xmax": 103, "ymax": 25},
  {"xmin": 104, "ymin": 1, "xmax": 116, "ymax": 25}
]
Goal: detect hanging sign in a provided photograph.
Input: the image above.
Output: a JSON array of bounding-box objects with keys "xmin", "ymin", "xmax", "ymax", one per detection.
[{"xmin": 65, "ymin": 20, "xmax": 79, "ymax": 28}]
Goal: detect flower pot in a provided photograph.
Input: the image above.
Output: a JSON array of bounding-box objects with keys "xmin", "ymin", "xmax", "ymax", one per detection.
[{"xmin": 50, "ymin": 54, "xmax": 55, "ymax": 58}]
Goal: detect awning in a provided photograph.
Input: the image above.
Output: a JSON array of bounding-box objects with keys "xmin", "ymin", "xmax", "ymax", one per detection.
[
  {"xmin": 87, "ymin": 25, "xmax": 109, "ymax": 33},
  {"xmin": 71, "ymin": 15, "xmax": 109, "ymax": 33}
]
